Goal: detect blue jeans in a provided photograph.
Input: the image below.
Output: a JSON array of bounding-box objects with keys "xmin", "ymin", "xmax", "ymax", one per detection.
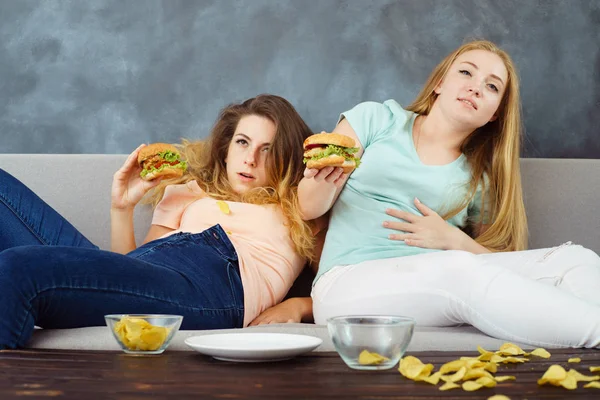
[{"xmin": 0, "ymin": 169, "xmax": 244, "ymax": 349}]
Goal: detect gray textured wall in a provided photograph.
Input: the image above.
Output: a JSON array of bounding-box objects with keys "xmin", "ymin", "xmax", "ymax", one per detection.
[{"xmin": 0, "ymin": 0, "xmax": 598, "ymax": 158}]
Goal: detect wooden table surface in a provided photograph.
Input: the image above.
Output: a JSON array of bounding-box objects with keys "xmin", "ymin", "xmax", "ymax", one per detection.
[{"xmin": 1, "ymin": 348, "xmax": 599, "ymax": 399}]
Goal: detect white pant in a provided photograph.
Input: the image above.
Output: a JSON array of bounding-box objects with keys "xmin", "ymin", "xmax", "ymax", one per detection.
[{"xmin": 312, "ymin": 243, "xmax": 600, "ymax": 348}]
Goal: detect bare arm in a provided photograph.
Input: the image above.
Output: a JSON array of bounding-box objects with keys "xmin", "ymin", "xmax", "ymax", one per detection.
[
  {"xmin": 298, "ymin": 119, "xmax": 364, "ymax": 220},
  {"xmin": 110, "ymin": 208, "xmax": 137, "ymax": 254},
  {"xmin": 110, "ymin": 144, "xmax": 163, "ymax": 254},
  {"xmin": 455, "ymin": 225, "xmax": 492, "ymax": 254},
  {"xmin": 458, "ymin": 223, "xmax": 492, "ymax": 254}
]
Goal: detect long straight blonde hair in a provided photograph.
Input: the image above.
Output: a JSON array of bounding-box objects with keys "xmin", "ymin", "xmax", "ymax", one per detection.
[
  {"xmin": 147, "ymin": 94, "xmax": 316, "ymax": 260},
  {"xmin": 406, "ymin": 40, "xmax": 528, "ymax": 252}
]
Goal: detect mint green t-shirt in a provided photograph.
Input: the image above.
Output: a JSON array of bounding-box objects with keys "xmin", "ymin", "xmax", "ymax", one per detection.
[{"xmin": 315, "ymin": 100, "xmax": 490, "ymax": 283}]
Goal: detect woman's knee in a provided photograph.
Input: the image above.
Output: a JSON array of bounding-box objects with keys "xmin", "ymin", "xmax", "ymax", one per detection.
[
  {"xmin": 557, "ymin": 245, "xmax": 600, "ymax": 268},
  {"xmin": 0, "ymin": 247, "xmax": 32, "ymax": 284},
  {"xmin": 0, "ymin": 246, "xmax": 53, "ymax": 282}
]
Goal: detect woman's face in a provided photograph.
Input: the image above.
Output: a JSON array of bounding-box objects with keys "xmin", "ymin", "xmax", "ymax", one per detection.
[
  {"xmin": 225, "ymin": 114, "xmax": 276, "ymax": 194},
  {"xmin": 435, "ymin": 49, "xmax": 508, "ymax": 129}
]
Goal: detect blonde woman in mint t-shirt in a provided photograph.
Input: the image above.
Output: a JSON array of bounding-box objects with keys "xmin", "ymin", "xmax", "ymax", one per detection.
[{"xmin": 278, "ymin": 40, "xmax": 600, "ymax": 348}]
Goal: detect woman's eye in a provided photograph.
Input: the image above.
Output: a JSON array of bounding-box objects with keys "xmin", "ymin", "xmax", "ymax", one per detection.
[
  {"xmin": 488, "ymin": 83, "xmax": 499, "ymax": 93},
  {"xmin": 459, "ymin": 69, "xmax": 471, "ymax": 76},
  {"xmin": 261, "ymin": 147, "xmax": 270, "ymax": 153},
  {"xmin": 236, "ymin": 139, "xmax": 248, "ymax": 146}
]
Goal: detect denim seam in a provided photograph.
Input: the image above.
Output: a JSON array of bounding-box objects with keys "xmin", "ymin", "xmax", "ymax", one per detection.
[
  {"xmin": 226, "ymin": 262, "xmax": 241, "ymax": 306},
  {"xmin": 0, "ymin": 193, "xmax": 49, "ymax": 245},
  {"xmin": 130, "ymin": 236, "xmax": 188, "ymax": 258}
]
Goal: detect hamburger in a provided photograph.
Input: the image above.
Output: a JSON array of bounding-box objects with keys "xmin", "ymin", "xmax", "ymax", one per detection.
[
  {"xmin": 138, "ymin": 143, "xmax": 187, "ymax": 181},
  {"xmin": 303, "ymin": 132, "xmax": 361, "ymax": 173}
]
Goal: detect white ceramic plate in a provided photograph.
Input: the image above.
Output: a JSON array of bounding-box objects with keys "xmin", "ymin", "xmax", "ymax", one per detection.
[{"xmin": 184, "ymin": 333, "xmax": 323, "ymax": 362}]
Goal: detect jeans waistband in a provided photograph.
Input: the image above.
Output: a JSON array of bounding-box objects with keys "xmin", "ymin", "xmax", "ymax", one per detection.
[{"xmin": 189, "ymin": 224, "xmax": 238, "ymax": 263}]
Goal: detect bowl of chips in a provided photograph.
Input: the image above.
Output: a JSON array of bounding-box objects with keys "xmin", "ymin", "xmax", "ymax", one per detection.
[
  {"xmin": 105, "ymin": 314, "xmax": 183, "ymax": 355},
  {"xmin": 327, "ymin": 315, "xmax": 415, "ymax": 370}
]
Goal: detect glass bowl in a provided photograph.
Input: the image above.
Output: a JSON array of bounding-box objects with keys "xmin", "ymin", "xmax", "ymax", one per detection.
[
  {"xmin": 105, "ymin": 314, "xmax": 183, "ymax": 355},
  {"xmin": 327, "ymin": 315, "xmax": 415, "ymax": 370}
]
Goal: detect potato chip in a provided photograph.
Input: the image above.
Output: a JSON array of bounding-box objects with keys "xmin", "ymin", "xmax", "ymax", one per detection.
[
  {"xmin": 113, "ymin": 316, "xmax": 170, "ymax": 351},
  {"xmin": 490, "ymin": 354, "xmax": 526, "ymax": 364},
  {"xmin": 529, "ymin": 348, "xmax": 551, "ymax": 358},
  {"xmin": 439, "ymin": 360, "xmax": 467, "ymax": 374},
  {"xmin": 568, "ymin": 357, "xmax": 581, "ymax": 363},
  {"xmin": 216, "ymin": 200, "xmax": 230, "ymax": 215},
  {"xmin": 463, "ymin": 368, "xmax": 494, "ymax": 381},
  {"xmin": 494, "ymin": 375, "xmax": 516, "ymax": 382},
  {"xmin": 422, "ymin": 371, "xmax": 442, "ymax": 385},
  {"xmin": 487, "ymin": 396, "xmax": 511, "ymax": 400},
  {"xmin": 560, "ymin": 375, "xmax": 578, "ymax": 390},
  {"xmin": 496, "ymin": 343, "xmax": 525, "ymax": 356},
  {"xmin": 462, "ymin": 381, "xmax": 484, "ymax": 391},
  {"xmin": 439, "ymin": 381, "xmax": 460, "ymax": 391},
  {"xmin": 538, "ymin": 365, "xmax": 569, "ymax": 387},
  {"xmin": 444, "ymin": 366, "xmax": 467, "ymax": 383},
  {"xmin": 567, "ymin": 369, "xmax": 600, "ymax": 382},
  {"xmin": 358, "ymin": 350, "xmax": 389, "ymax": 366},
  {"xmin": 484, "ymin": 362, "xmax": 498, "ymax": 373},
  {"xmin": 584, "ymin": 382, "xmax": 600, "ymax": 388},
  {"xmin": 477, "ymin": 346, "xmax": 495, "ymax": 361},
  {"xmin": 591, "ymin": 366, "xmax": 600, "ymax": 372},
  {"xmin": 399, "ymin": 356, "xmax": 434, "ymax": 381},
  {"xmin": 537, "ymin": 365, "xmax": 600, "ymax": 390}
]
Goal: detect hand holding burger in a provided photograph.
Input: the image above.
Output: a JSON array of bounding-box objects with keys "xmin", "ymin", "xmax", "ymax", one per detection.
[
  {"xmin": 303, "ymin": 132, "xmax": 361, "ymax": 174},
  {"xmin": 111, "ymin": 143, "xmax": 188, "ymax": 211},
  {"xmin": 138, "ymin": 143, "xmax": 188, "ymax": 181}
]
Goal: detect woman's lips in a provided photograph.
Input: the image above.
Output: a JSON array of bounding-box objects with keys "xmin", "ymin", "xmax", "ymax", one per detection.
[{"xmin": 238, "ymin": 172, "xmax": 255, "ymax": 182}]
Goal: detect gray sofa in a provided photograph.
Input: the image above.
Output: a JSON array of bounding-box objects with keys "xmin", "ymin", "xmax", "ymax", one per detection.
[{"xmin": 1, "ymin": 155, "xmax": 599, "ymax": 352}]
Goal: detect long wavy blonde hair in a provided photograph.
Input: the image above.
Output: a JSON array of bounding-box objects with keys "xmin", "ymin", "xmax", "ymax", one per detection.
[
  {"xmin": 147, "ymin": 94, "xmax": 316, "ymax": 260},
  {"xmin": 406, "ymin": 40, "xmax": 528, "ymax": 252}
]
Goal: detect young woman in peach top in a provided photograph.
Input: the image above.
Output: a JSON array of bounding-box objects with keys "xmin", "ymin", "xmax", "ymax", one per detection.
[{"xmin": 0, "ymin": 94, "xmax": 319, "ymax": 349}]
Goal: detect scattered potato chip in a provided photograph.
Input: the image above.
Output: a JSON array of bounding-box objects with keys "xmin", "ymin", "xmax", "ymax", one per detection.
[
  {"xmin": 439, "ymin": 360, "xmax": 468, "ymax": 374},
  {"xmin": 490, "ymin": 354, "xmax": 526, "ymax": 364},
  {"xmin": 462, "ymin": 381, "xmax": 483, "ymax": 391},
  {"xmin": 444, "ymin": 366, "xmax": 467, "ymax": 383},
  {"xmin": 216, "ymin": 200, "xmax": 230, "ymax": 214},
  {"xmin": 113, "ymin": 317, "xmax": 170, "ymax": 351},
  {"xmin": 439, "ymin": 381, "xmax": 460, "ymax": 391},
  {"xmin": 496, "ymin": 343, "xmax": 525, "ymax": 356},
  {"xmin": 488, "ymin": 396, "xmax": 511, "ymax": 400},
  {"xmin": 462, "ymin": 377, "xmax": 496, "ymax": 392},
  {"xmin": 422, "ymin": 371, "xmax": 442, "ymax": 385},
  {"xmin": 399, "ymin": 356, "xmax": 434, "ymax": 381},
  {"xmin": 538, "ymin": 365, "xmax": 568, "ymax": 384},
  {"xmin": 591, "ymin": 366, "xmax": 600, "ymax": 372},
  {"xmin": 568, "ymin": 357, "xmax": 581, "ymax": 363},
  {"xmin": 529, "ymin": 348, "xmax": 551, "ymax": 358},
  {"xmin": 477, "ymin": 346, "xmax": 495, "ymax": 361},
  {"xmin": 484, "ymin": 362, "xmax": 498, "ymax": 373},
  {"xmin": 476, "ymin": 376, "xmax": 497, "ymax": 388},
  {"xmin": 567, "ymin": 369, "xmax": 600, "ymax": 382},
  {"xmin": 538, "ymin": 365, "xmax": 578, "ymax": 390},
  {"xmin": 358, "ymin": 350, "xmax": 389, "ymax": 366},
  {"xmin": 560, "ymin": 375, "xmax": 578, "ymax": 390},
  {"xmin": 584, "ymin": 382, "xmax": 600, "ymax": 388},
  {"xmin": 494, "ymin": 376, "xmax": 516, "ymax": 382},
  {"xmin": 463, "ymin": 368, "xmax": 494, "ymax": 381}
]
